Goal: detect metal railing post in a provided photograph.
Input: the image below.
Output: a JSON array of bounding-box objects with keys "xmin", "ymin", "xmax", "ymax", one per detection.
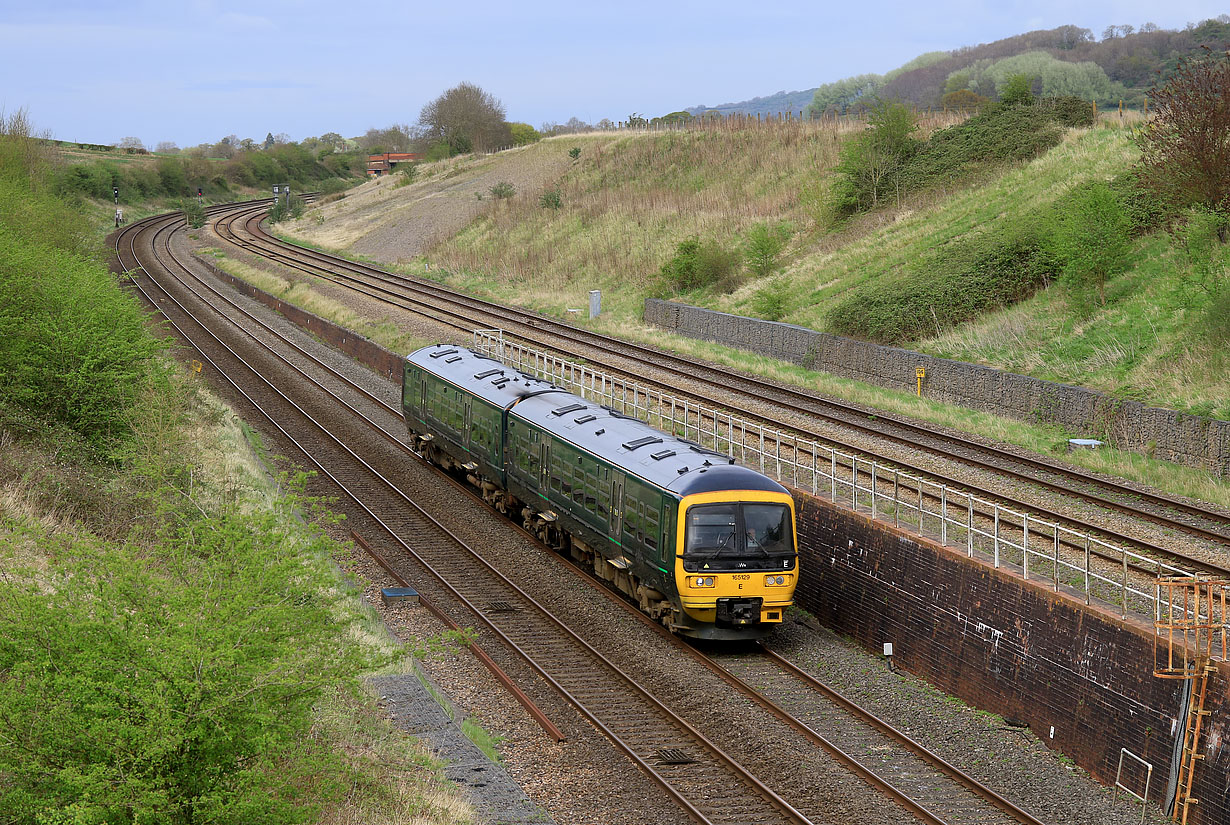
[
  {"xmin": 1023, "ymin": 514, "xmax": 1029, "ymax": 580},
  {"xmin": 940, "ymin": 486, "xmax": 947, "ymax": 546},
  {"xmin": 871, "ymin": 463, "xmax": 877, "ymax": 520},
  {"xmin": 894, "ymin": 470, "xmax": 900, "ymax": 528},
  {"xmin": 993, "ymin": 506, "xmax": 1000, "ymax": 568},
  {"xmin": 1053, "ymin": 526, "xmax": 1060, "ymax": 592},
  {"xmin": 851, "ymin": 457, "xmax": 858, "ymax": 509},
  {"xmin": 967, "ymin": 495, "xmax": 974, "ymax": 557},
  {"xmin": 1077, "ymin": 536, "xmax": 1088, "ymax": 604},
  {"xmin": 831, "ymin": 452, "xmax": 837, "ymax": 501}
]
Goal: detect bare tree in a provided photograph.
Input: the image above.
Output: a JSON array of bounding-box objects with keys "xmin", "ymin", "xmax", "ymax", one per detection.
[
  {"xmin": 1136, "ymin": 48, "xmax": 1230, "ymax": 240},
  {"xmin": 117, "ymin": 136, "xmax": 145, "ymax": 150},
  {"xmin": 419, "ymin": 82, "xmax": 511, "ymax": 154},
  {"xmin": 154, "ymin": 141, "xmax": 179, "ymax": 154},
  {"xmin": 359, "ymin": 124, "xmax": 416, "ymax": 153}
]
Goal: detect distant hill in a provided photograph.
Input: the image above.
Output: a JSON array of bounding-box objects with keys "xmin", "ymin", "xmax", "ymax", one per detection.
[
  {"xmin": 684, "ymin": 89, "xmax": 819, "ymax": 119},
  {"xmin": 681, "ymin": 16, "xmax": 1230, "ymax": 119}
]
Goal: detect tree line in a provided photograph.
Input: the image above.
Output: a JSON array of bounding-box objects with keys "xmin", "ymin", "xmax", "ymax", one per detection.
[{"xmin": 806, "ymin": 16, "xmax": 1230, "ymax": 114}]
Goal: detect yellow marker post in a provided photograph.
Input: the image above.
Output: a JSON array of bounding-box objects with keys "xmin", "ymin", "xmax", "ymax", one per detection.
[
  {"xmin": 916, "ymin": 366, "xmax": 926, "ymax": 397},
  {"xmin": 191, "ymin": 359, "xmax": 203, "ymax": 374}
]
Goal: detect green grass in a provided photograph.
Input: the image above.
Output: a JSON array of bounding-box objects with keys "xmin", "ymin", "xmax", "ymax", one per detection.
[
  {"xmin": 202, "ymin": 250, "xmax": 430, "ymax": 356},
  {"xmin": 460, "ymin": 717, "xmax": 505, "ymax": 764}
]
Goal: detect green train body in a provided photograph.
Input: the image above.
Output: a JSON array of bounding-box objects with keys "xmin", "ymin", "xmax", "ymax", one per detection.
[{"xmin": 402, "ymin": 344, "xmax": 798, "ymax": 640}]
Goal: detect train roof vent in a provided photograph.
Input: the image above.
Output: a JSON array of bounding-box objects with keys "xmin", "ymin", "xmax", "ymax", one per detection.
[
  {"xmin": 445, "ymin": 356, "xmax": 462, "ymax": 363},
  {"xmin": 429, "ymin": 348, "xmax": 458, "ymax": 359},
  {"xmin": 574, "ymin": 414, "xmax": 597, "ymax": 424},
  {"xmin": 650, "ymin": 449, "xmax": 677, "ymax": 461},
  {"xmin": 594, "ymin": 428, "xmax": 605, "ymax": 436},
  {"xmin": 551, "ymin": 403, "xmax": 586, "ymax": 416},
  {"xmin": 492, "ymin": 378, "xmax": 510, "ymax": 388},
  {"xmin": 474, "ymin": 368, "xmax": 503, "ymax": 380},
  {"xmin": 623, "ymin": 436, "xmax": 663, "ymax": 451}
]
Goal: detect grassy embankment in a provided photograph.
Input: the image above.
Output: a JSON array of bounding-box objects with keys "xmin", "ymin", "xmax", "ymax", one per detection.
[
  {"xmin": 276, "ymin": 117, "xmax": 1228, "ymax": 506},
  {"xmin": 0, "ymin": 116, "xmax": 473, "ymax": 824}
]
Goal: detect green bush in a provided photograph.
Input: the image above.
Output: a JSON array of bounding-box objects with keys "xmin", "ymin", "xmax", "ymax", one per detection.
[
  {"xmin": 1108, "ymin": 170, "xmax": 1171, "ymax": 233},
  {"xmin": 0, "ymin": 225, "xmax": 164, "ymax": 447},
  {"xmin": 899, "ymin": 102, "xmax": 1067, "ymax": 191},
  {"xmin": 569, "ymin": 147, "xmax": 581, "ymax": 160},
  {"xmin": 182, "ymin": 197, "xmax": 206, "ymax": 228},
  {"xmin": 0, "ymin": 508, "xmax": 387, "ymax": 825},
  {"xmin": 1037, "ymin": 95, "xmax": 1096, "ymax": 128},
  {"xmin": 489, "ymin": 181, "xmax": 515, "ymax": 199},
  {"xmin": 267, "ymin": 194, "xmax": 306, "ymax": 224},
  {"xmin": 829, "ymin": 98, "xmax": 919, "ymax": 216},
  {"xmin": 1000, "ymin": 74, "xmax": 1035, "ymax": 105},
  {"xmin": 394, "ymin": 162, "xmax": 419, "ymax": 189},
  {"xmin": 743, "ymin": 221, "xmax": 792, "ymax": 277},
  {"xmin": 827, "ymin": 223, "xmax": 1057, "ymax": 343},
  {"xmin": 659, "ymin": 237, "xmax": 741, "ymax": 292},
  {"xmin": 752, "ymin": 279, "xmax": 790, "ymax": 320},
  {"xmin": 539, "ymin": 188, "xmax": 563, "ymax": 210},
  {"xmin": 1046, "ymin": 181, "xmax": 1131, "ymax": 306},
  {"xmin": 508, "ymin": 122, "xmax": 541, "ymax": 145}
]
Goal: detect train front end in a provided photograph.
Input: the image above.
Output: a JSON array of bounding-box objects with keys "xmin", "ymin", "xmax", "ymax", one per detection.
[{"xmin": 673, "ymin": 484, "xmax": 798, "ymax": 640}]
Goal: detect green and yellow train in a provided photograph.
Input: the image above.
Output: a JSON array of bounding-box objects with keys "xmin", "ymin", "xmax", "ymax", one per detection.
[{"xmin": 402, "ymin": 344, "xmax": 798, "ymax": 640}]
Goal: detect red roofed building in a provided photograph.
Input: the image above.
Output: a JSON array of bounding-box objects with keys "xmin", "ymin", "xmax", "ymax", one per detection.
[{"xmin": 367, "ymin": 152, "xmax": 423, "ymax": 177}]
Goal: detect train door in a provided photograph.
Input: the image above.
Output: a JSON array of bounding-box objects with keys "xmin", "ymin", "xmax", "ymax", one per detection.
[
  {"xmin": 419, "ymin": 373, "xmax": 426, "ymax": 413},
  {"xmin": 463, "ymin": 398, "xmax": 472, "ymax": 448},
  {"xmin": 610, "ymin": 473, "xmax": 625, "ymax": 539},
  {"xmin": 539, "ymin": 438, "xmax": 550, "ymax": 492}
]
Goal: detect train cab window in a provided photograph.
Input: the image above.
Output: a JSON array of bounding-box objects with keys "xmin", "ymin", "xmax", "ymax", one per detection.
[
  {"xmin": 743, "ymin": 504, "xmax": 793, "ymax": 556},
  {"xmin": 684, "ymin": 505, "xmax": 738, "ymax": 556}
]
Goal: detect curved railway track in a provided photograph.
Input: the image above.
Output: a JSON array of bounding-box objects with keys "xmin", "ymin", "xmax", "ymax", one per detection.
[
  {"xmin": 207, "ymin": 202, "xmax": 1230, "ymax": 577},
  {"xmin": 112, "ymin": 205, "xmax": 1056, "ymax": 825}
]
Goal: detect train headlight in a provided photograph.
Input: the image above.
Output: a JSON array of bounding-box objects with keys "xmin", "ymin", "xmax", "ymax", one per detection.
[
  {"xmin": 692, "ymin": 576, "xmax": 715, "ymax": 588},
  {"xmin": 765, "ymin": 575, "xmax": 787, "ymax": 586}
]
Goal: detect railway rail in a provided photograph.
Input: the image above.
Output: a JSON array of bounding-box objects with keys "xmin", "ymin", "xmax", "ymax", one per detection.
[
  {"xmin": 113, "ymin": 209, "xmax": 813, "ymax": 825},
  {"xmin": 206, "ymin": 202, "xmax": 1230, "ymax": 579},
  {"xmin": 113, "ymin": 205, "xmax": 1059, "ymax": 825}
]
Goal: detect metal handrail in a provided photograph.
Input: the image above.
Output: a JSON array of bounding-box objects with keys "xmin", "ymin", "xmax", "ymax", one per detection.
[{"xmin": 474, "ymin": 329, "xmax": 1197, "ymax": 623}]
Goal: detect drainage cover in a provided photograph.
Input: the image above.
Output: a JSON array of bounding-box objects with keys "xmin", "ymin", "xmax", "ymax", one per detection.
[
  {"xmin": 485, "ymin": 601, "xmax": 520, "ymax": 614},
  {"xmin": 656, "ymin": 748, "xmax": 697, "ymax": 765}
]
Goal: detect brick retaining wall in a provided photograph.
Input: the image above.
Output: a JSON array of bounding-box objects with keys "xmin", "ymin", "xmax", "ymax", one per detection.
[
  {"xmin": 646, "ymin": 299, "xmax": 1230, "ymax": 476},
  {"xmin": 792, "ymin": 489, "xmax": 1230, "ymax": 822}
]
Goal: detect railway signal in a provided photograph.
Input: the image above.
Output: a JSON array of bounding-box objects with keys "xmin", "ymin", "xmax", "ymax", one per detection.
[{"xmin": 113, "ymin": 187, "xmax": 119, "ymax": 204}]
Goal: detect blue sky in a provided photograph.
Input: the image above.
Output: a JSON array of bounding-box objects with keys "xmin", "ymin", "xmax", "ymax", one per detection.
[{"xmin": 2, "ymin": 0, "xmax": 1226, "ymax": 147}]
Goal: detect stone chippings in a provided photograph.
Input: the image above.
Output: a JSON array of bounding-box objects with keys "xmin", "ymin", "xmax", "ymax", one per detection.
[{"xmin": 645, "ymin": 298, "xmax": 1230, "ymax": 476}]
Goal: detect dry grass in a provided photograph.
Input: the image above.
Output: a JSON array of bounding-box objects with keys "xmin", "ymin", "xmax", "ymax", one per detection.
[
  {"xmin": 315, "ymin": 685, "xmax": 475, "ymax": 825},
  {"xmin": 204, "ymin": 252, "xmax": 425, "ymax": 355}
]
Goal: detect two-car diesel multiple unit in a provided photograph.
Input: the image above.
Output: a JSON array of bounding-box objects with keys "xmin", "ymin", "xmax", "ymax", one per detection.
[{"xmin": 402, "ymin": 344, "xmax": 799, "ymax": 640}]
